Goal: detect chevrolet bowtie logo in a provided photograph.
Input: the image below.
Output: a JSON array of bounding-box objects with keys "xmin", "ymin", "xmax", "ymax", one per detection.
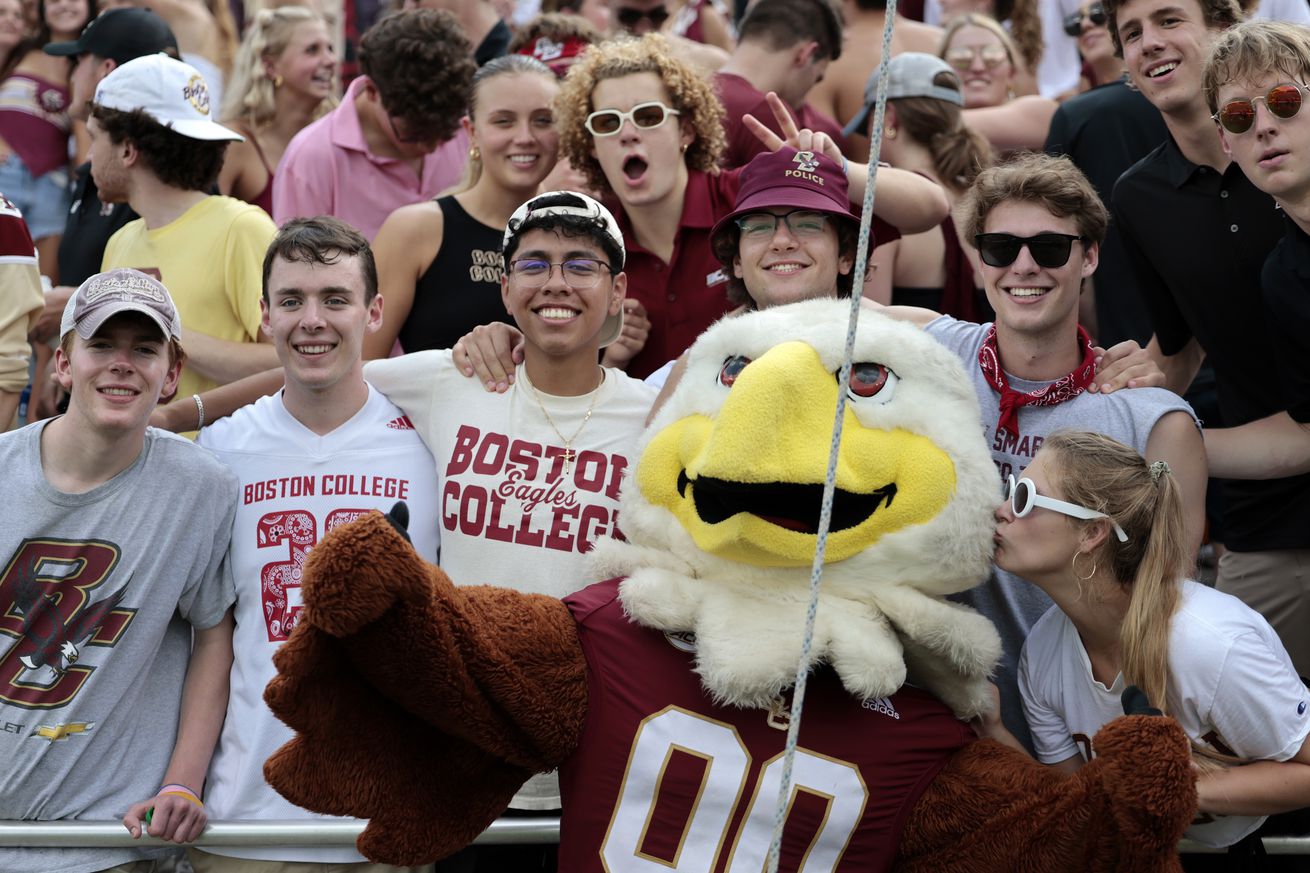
[{"xmin": 30, "ymin": 722, "xmax": 95, "ymax": 742}]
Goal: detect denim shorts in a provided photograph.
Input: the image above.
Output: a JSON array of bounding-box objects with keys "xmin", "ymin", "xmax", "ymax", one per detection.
[{"xmin": 0, "ymin": 152, "xmax": 70, "ymax": 240}]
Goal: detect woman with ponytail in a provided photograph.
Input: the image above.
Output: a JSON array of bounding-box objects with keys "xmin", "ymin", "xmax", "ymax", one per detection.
[
  {"xmin": 986, "ymin": 430, "xmax": 1310, "ymax": 849},
  {"xmin": 847, "ymin": 52, "xmax": 992, "ymax": 321}
]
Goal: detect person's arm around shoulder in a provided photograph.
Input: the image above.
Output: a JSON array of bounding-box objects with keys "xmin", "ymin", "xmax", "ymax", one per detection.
[
  {"xmin": 366, "ymin": 201, "xmax": 445, "ymax": 359},
  {"xmin": 1144, "ymin": 409, "xmax": 1207, "ymax": 560},
  {"xmin": 122, "ymin": 608, "xmax": 235, "ymax": 843},
  {"xmin": 962, "ymin": 97, "xmax": 1060, "ymax": 153},
  {"xmin": 1204, "ymin": 413, "xmax": 1310, "ymax": 479},
  {"xmin": 743, "ymin": 93, "xmax": 950, "ymax": 233},
  {"xmin": 452, "ymin": 322, "xmax": 526, "ymax": 393},
  {"xmin": 1196, "ymin": 733, "xmax": 1310, "ymax": 817},
  {"xmin": 859, "ymin": 295, "xmax": 942, "ymax": 328}
]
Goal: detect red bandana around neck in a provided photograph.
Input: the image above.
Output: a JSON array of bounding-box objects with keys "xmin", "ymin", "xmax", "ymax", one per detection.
[{"xmin": 978, "ymin": 324, "xmax": 1096, "ymax": 438}]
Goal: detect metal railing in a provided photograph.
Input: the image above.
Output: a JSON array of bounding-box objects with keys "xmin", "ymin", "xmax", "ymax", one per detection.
[{"xmin": 3, "ymin": 819, "xmax": 1310, "ymax": 854}]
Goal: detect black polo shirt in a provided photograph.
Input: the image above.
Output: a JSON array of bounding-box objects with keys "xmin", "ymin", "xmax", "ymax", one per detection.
[
  {"xmin": 1263, "ymin": 214, "xmax": 1310, "ymax": 425},
  {"xmin": 1113, "ymin": 137, "xmax": 1310, "ymax": 551},
  {"xmin": 1045, "ymin": 81, "xmax": 1167, "ymax": 346},
  {"xmin": 56, "ymin": 163, "xmax": 138, "ymax": 287}
]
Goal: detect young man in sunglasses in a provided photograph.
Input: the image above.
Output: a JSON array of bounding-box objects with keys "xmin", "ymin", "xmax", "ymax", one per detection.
[
  {"xmin": 1106, "ymin": 0, "xmax": 1310, "ymax": 681},
  {"xmin": 874, "ymin": 152, "xmax": 1205, "ymax": 752},
  {"xmin": 1196, "ymin": 20, "xmax": 1310, "ymax": 678},
  {"xmin": 274, "ymin": 10, "xmax": 476, "ymax": 241}
]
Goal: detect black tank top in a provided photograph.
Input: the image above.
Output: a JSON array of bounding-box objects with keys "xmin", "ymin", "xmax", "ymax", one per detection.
[{"xmin": 398, "ymin": 196, "xmax": 514, "ymax": 352}]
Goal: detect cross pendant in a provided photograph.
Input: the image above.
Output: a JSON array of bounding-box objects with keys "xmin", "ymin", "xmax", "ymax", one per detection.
[{"xmin": 561, "ymin": 448, "xmax": 575, "ymax": 478}]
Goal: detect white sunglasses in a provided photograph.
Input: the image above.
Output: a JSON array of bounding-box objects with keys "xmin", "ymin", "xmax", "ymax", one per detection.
[{"xmin": 1006, "ymin": 475, "xmax": 1128, "ymax": 543}]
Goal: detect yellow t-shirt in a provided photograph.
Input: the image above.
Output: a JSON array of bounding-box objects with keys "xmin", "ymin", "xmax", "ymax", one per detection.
[{"xmin": 102, "ymin": 195, "xmax": 276, "ymax": 402}]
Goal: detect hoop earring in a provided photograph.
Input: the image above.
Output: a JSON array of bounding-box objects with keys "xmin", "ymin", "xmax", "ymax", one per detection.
[{"xmin": 1072, "ymin": 551, "xmax": 1097, "ymax": 581}]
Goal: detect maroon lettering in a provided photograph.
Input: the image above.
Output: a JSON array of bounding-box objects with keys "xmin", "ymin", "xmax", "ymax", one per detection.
[
  {"xmin": 442, "ymin": 480, "xmax": 461, "ymax": 531},
  {"xmin": 447, "ymin": 425, "xmax": 480, "ymax": 476},
  {"xmin": 578, "ymin": 504, "xmax": 609, "ymax": 550},
  {"xmin": 605, "ymin": 456, "xmax": 628, "ymax": 500},
  {"xmin": 574, "ymin": 450, "xmax": 606, "ymax": 493},
  {"xmin": 458, "ymin": 485, "xmax": 489, "ymax": 536},
  {"xmin": 514, "ymin": 504, "xmax": 546, "ymax": 547},
  {"xmin": 545, "ymin": 503, "xmax": 580, "ymax": 551},
  {"xmin": 485, "ymin": 491, "xmax": 516, "ymax": 543},
  {"xmin": 507, "ymin": 439, "xmax": 542, "ymax": 481},
  {"xmin": 243, "ymin": 475, "xmax": 317, "ymax": 504},
  {"xmin": 472, "ymin": 432, "xmax": 509, "ymax": 475}
]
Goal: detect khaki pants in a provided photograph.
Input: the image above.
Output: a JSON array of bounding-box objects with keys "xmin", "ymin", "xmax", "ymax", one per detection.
[
  {"xmin": 1217, "ymin": 548, "xmax": 1310, "ymax": 679},
  {"xmin": 188, "ymin": 848, "xmax": 433, "ymax": 873}
]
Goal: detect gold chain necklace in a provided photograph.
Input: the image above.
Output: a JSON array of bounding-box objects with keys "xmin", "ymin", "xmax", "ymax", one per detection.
[{"xmin": 527, "ymin": 370, "xmax": 603, "ymax": 478}]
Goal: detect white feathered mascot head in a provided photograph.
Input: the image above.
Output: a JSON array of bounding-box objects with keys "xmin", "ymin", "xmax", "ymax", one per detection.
[{"xmin": 592, "ymin": 299, "xmax": 1003, "ymax": 718}]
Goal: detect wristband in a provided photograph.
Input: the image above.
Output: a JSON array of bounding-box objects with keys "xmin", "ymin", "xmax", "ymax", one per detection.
[
  {"xmin": 192, "ymin": 393, "xmax": 205, "ymax": 430},
  {"xmin": 161, "ymin": 790, "xmax": 205, "ymax": 808},
  {"xmin": 159, "ymin": 782, "xmax": 201, "ymax": 800}
]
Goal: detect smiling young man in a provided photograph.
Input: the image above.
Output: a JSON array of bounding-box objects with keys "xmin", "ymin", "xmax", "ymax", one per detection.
[
  {"xmin": 1193, "ymin": 21, "xmax": 1310, "ymax": 679},
  {"xmin": 1106, "ymin": 0, "xmax": 1310, "ymax": 680},
  {"xmin": 190, "ymin": 217, "xmax": 441, "ymax": 873},
  {"xmin": 0, "ymin": 269, "xmax": 239, "ymax": 873}
]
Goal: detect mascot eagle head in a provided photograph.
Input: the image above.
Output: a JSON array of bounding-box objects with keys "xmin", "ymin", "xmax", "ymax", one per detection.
[{"xmin": 593, "ymin": 299, "xmax": 1003, "ymax": 718}]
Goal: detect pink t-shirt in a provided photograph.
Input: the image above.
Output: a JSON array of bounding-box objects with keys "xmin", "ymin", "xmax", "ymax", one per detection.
[{"xmin": 272, "ymin": 76, "xmax": 470, "ymax": 240}]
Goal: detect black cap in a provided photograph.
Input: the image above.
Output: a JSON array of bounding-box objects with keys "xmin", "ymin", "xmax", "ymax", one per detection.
[{"xmin": 44, "ymin": 8, "xmax": 178, "ymax": 64}]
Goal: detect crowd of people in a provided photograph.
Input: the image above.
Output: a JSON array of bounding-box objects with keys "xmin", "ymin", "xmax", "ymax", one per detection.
[{"xmin": 3, "ymin": 0, "xmax": 1310, "ymax": 871}]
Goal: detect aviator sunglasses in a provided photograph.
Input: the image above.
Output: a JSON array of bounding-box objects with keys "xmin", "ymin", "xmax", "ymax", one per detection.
[
  {"xmin": 975, "ymin": 233, "xmax": 1086, "ymax": 269},
  {"xmin": 1062, "ymin": 2, "xmax": 1108, "ymax": 36},
  {"xmin": 585, "ymin": 101, "xmax": 681, "ymax": 136},
  {"xmin": 1006, "ymin": 475, "xmax": 1129, "ymax": 542},
  {"xmin": 1213, "ymin": 83, "xmax": 1310, "ymax": 134}
]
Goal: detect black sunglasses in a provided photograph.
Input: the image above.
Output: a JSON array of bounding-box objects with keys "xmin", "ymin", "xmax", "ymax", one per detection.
[
  {"xmin": 616, "ymin": 5, "xmax": 670, "ymax": 28},
  {"xmin": 1062, "ymin": 3, "xmax": 1107, "ymax": 36},
  {"xmin": 975, "ymin": 233, "xmax": 1086, "ymax": 269}
]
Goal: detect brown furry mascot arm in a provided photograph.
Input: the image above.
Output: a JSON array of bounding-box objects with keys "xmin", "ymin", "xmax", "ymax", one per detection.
[
  {"xmin": 262, "ymin": 509, "xmax": 589, "ymax": 866},
  {"xmin": 897, "ymin": 697, "xmax": 1197, "ymax": 873}
]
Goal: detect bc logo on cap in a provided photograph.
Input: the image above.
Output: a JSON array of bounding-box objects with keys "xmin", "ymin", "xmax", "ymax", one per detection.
[
  {"xmin": 533, "ymin": 37, "xmax": 564, "ymax": 62},
  {"xmin": 183, "ymin": 74, "xmax": 211, "ymax": 116},
  {"xmin": 792, "ymin": 150, "xmax": 820, "ymax": 174}
]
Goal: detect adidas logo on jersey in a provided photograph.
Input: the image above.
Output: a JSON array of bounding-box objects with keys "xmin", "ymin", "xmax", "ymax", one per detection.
[
  {"xmin": 386, "ymin": 415, "xmax": 415, "ymax": 430},
  {"xmin": 861, "ymin": 696, "xmax": 900, "ymax": 720}
]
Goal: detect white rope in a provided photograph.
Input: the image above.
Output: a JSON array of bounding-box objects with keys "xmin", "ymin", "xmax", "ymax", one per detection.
[{"xmin": 763, "ymin": 2, "xmax": 900, "ymax": 869}]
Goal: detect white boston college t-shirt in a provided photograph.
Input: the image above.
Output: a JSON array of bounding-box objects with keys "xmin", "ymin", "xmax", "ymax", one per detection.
[
  {"xmin": 197, "ymin": 386, "xmax": 440, "ymax": 863},
  {"xmin": 1020, "ymin": 580, "xmax": 1310, "ymax": 847},
  {"xmin": 364, "ymin": 350, "xmax": 655, "ymax": 810}
]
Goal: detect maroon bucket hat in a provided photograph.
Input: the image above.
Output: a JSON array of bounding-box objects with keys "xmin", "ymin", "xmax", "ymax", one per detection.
[{"xmin": 710, "ymin": 146, "xmax": 860, "ymax": 250}]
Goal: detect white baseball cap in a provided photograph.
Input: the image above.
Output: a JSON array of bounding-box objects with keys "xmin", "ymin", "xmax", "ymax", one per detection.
[{"xmin": 94, "ymin": 53, "xmax": 243, "ymax": 142}]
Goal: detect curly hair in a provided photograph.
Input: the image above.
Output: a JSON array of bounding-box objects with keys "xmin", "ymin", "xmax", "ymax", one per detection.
[
  {"xmin": 992, "ymin": 0, "xmax": 1044, "ymax": 74},
  {"xmin": 221, "ymin": 7, "xmax": 338, "ymax": 128},
  {"xmin": 359, "ymin": 9, "xmax": 476, "ymax": 144},
  {"xmin": 1102, "ymin": 0, "xmax": 1241, "ymax": 57},
  {"xmin": 90, "ymin": 105, "xmax": 228, "ymax": 192},
  {"xmin": 960, "ymin": 152, "xmax": 1108, "ymax": 245},
  {"xmin": 507, "ymin": 12, "xmax": 603, "ymax": 54},
  {"xmin": 555, "ymin": 34, "xmax": 725, "ymax": 196}
]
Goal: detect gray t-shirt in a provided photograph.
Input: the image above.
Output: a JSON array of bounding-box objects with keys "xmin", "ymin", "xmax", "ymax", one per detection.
[
  {"xmin": 0, "ymin": 421, "xmax": 237, "ymax": 873},
  {"xmin": 925, "ymin": 316, "xmax": 1197, "ymax": 751}
]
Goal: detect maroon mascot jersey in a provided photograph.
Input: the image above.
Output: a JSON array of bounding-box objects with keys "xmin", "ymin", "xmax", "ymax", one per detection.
[{"xmin": 560, "ymin": 579, "xmax": 975, "ymax": 873}]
